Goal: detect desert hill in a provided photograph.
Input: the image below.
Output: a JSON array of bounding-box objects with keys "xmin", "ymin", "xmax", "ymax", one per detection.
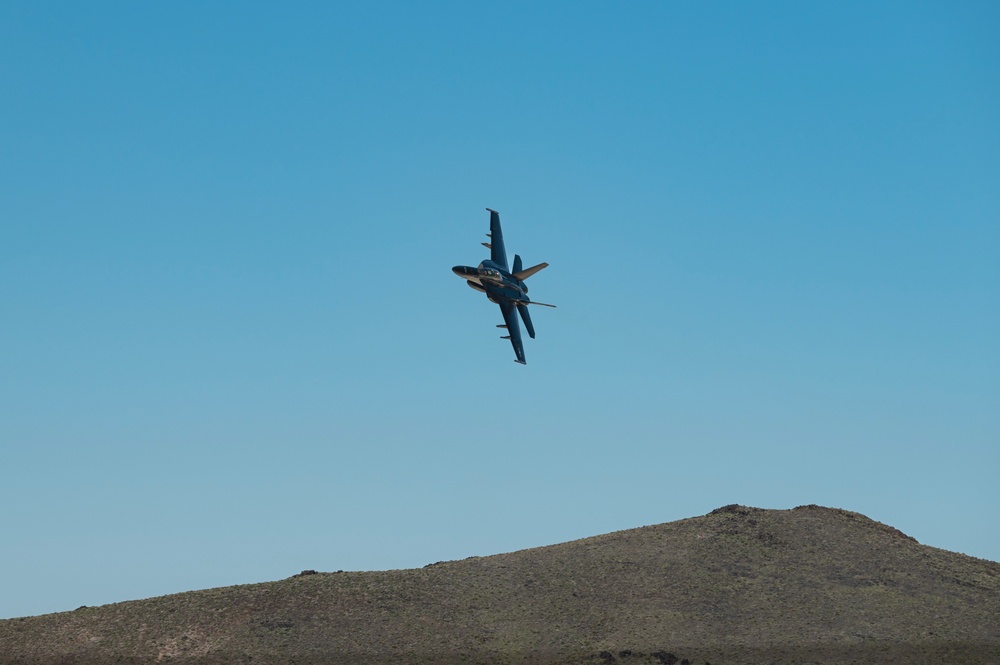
[{"xmin": 2, "ymin": 505, "xmax": 998, "ymax": 664}]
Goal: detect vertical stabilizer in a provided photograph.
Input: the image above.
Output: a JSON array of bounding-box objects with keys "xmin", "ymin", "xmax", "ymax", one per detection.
[
  {"xmin": 517, "ymin": 304, "xmax": 535, "ymax": 339},
  {"xmin": 512, "ymin": 254, "xmax": 523, "ymax": 275},
  {"xmin": 499, "ymin": 300, "xmax": 526, "ymax": 363}
]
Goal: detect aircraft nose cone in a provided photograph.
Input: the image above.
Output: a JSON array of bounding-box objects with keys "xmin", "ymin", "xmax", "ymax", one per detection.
[{"xmin": 452, "ymin": 266, "xmax": 475, "ymax": 278}]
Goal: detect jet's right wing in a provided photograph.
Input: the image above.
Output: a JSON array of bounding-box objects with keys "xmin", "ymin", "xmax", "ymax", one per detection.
[
  {"xmin": 499, "ymin": 300, "xmax": 526, "ymax": 364},
  {"xmin": 486, "ymin": 208, "xmax": 508, "ymax": 272}
]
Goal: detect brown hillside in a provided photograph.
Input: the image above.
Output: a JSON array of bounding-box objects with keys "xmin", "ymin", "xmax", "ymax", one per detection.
[{"xmin": 2, "ymin": 505, "xmax": 998, "ymax": 664}]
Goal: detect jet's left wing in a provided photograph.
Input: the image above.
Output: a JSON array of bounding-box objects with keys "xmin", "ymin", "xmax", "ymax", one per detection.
[
  {"xmin": 499, "ymin": 300, "xmax": 526, "ymax": 364},
  {"xmin": 486, "ymin": 208, "xmax": 508, "ymax": 271}
]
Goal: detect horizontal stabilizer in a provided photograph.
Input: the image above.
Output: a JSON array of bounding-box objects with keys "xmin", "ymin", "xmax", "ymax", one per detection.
[
  {"xmin": 512, "ymin": 262, "xmax": 548, "ymax": 281},
  {"xmin": 481, "ymin": 242, "xmax": 492, "ymax": 249}
]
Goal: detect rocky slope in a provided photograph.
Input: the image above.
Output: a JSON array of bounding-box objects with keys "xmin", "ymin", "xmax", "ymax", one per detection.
[{"xmin": 2, "ymin": 505, "xmax": 998, "ymax": 664}]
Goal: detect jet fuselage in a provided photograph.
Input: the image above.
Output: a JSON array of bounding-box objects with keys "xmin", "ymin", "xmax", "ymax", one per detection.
[{"xmin": 451, "ymin": 260, "xmax": 529, "ymax": 305}]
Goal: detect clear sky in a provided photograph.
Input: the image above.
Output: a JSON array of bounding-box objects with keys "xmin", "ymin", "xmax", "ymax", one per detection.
[{"xmin": 2, "ymin": 2, "xmax": 997, "ymax": 619}]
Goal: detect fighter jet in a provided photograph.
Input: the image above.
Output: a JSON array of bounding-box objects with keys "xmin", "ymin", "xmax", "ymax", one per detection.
[{"xmin": 452, "ymin": 208, "xmax": 554, "ymax": 364}]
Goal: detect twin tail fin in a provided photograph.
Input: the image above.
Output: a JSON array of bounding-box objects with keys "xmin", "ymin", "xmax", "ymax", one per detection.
[{"xmin": 511, "ymin": 253, "xmax": 548, "ymax": 281}]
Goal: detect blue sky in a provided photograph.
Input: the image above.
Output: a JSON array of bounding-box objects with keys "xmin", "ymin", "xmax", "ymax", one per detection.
[{"xmin": 2, "ymin": 2, "xmax": 997, "ymax": 619}]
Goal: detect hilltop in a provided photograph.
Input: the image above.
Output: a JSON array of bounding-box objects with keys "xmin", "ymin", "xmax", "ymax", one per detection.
[{"xmin": 2, "ymin": 505, "xmax": 998, "ymax": 664}]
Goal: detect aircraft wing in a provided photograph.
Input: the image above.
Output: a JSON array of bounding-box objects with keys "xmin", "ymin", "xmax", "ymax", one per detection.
[
  {"xmin": 486, "ymin": 208, "xmax": 508, "ymax": 271},
  {"xmin": 499, "ymin": 300, "xmax": 526, "ymax": 364}
]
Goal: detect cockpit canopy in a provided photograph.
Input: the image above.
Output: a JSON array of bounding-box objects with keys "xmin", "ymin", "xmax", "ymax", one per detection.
[{"xmin": 477, "ymin": 267, "xmax": 503, "ymax": 281}]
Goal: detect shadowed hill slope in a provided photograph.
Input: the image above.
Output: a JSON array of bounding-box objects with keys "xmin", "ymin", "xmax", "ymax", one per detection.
[{"xmin": 2, "ymin": 505, "xmax": 998, "ymax": 664}]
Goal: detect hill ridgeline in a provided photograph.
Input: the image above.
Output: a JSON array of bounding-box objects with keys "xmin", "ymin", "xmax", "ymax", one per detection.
[{"xmin": 2, "ymin": 505, "xmax": 998, "ymax": 664}]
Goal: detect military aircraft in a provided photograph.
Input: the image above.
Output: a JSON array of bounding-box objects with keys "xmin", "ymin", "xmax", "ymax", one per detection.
[{"xmin": 452, "ymin": 208, "xmax": 554, "ymax": 364}]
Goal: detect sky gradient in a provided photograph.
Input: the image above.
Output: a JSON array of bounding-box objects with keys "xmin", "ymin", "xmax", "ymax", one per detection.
[{"xmin": 2, "ymin": 2, "xmax": 998, "ymax": 619}]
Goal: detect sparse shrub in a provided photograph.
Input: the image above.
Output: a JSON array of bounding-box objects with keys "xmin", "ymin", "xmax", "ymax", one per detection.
[{"xmin": 651, "ymin": 651, "xmax": 678, "ymax": 665}]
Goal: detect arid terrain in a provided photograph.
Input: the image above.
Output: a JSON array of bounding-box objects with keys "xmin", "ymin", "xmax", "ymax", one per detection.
[{"xmin": 2, "ymin": 505, "xmax": 998, "ymax": 664}]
